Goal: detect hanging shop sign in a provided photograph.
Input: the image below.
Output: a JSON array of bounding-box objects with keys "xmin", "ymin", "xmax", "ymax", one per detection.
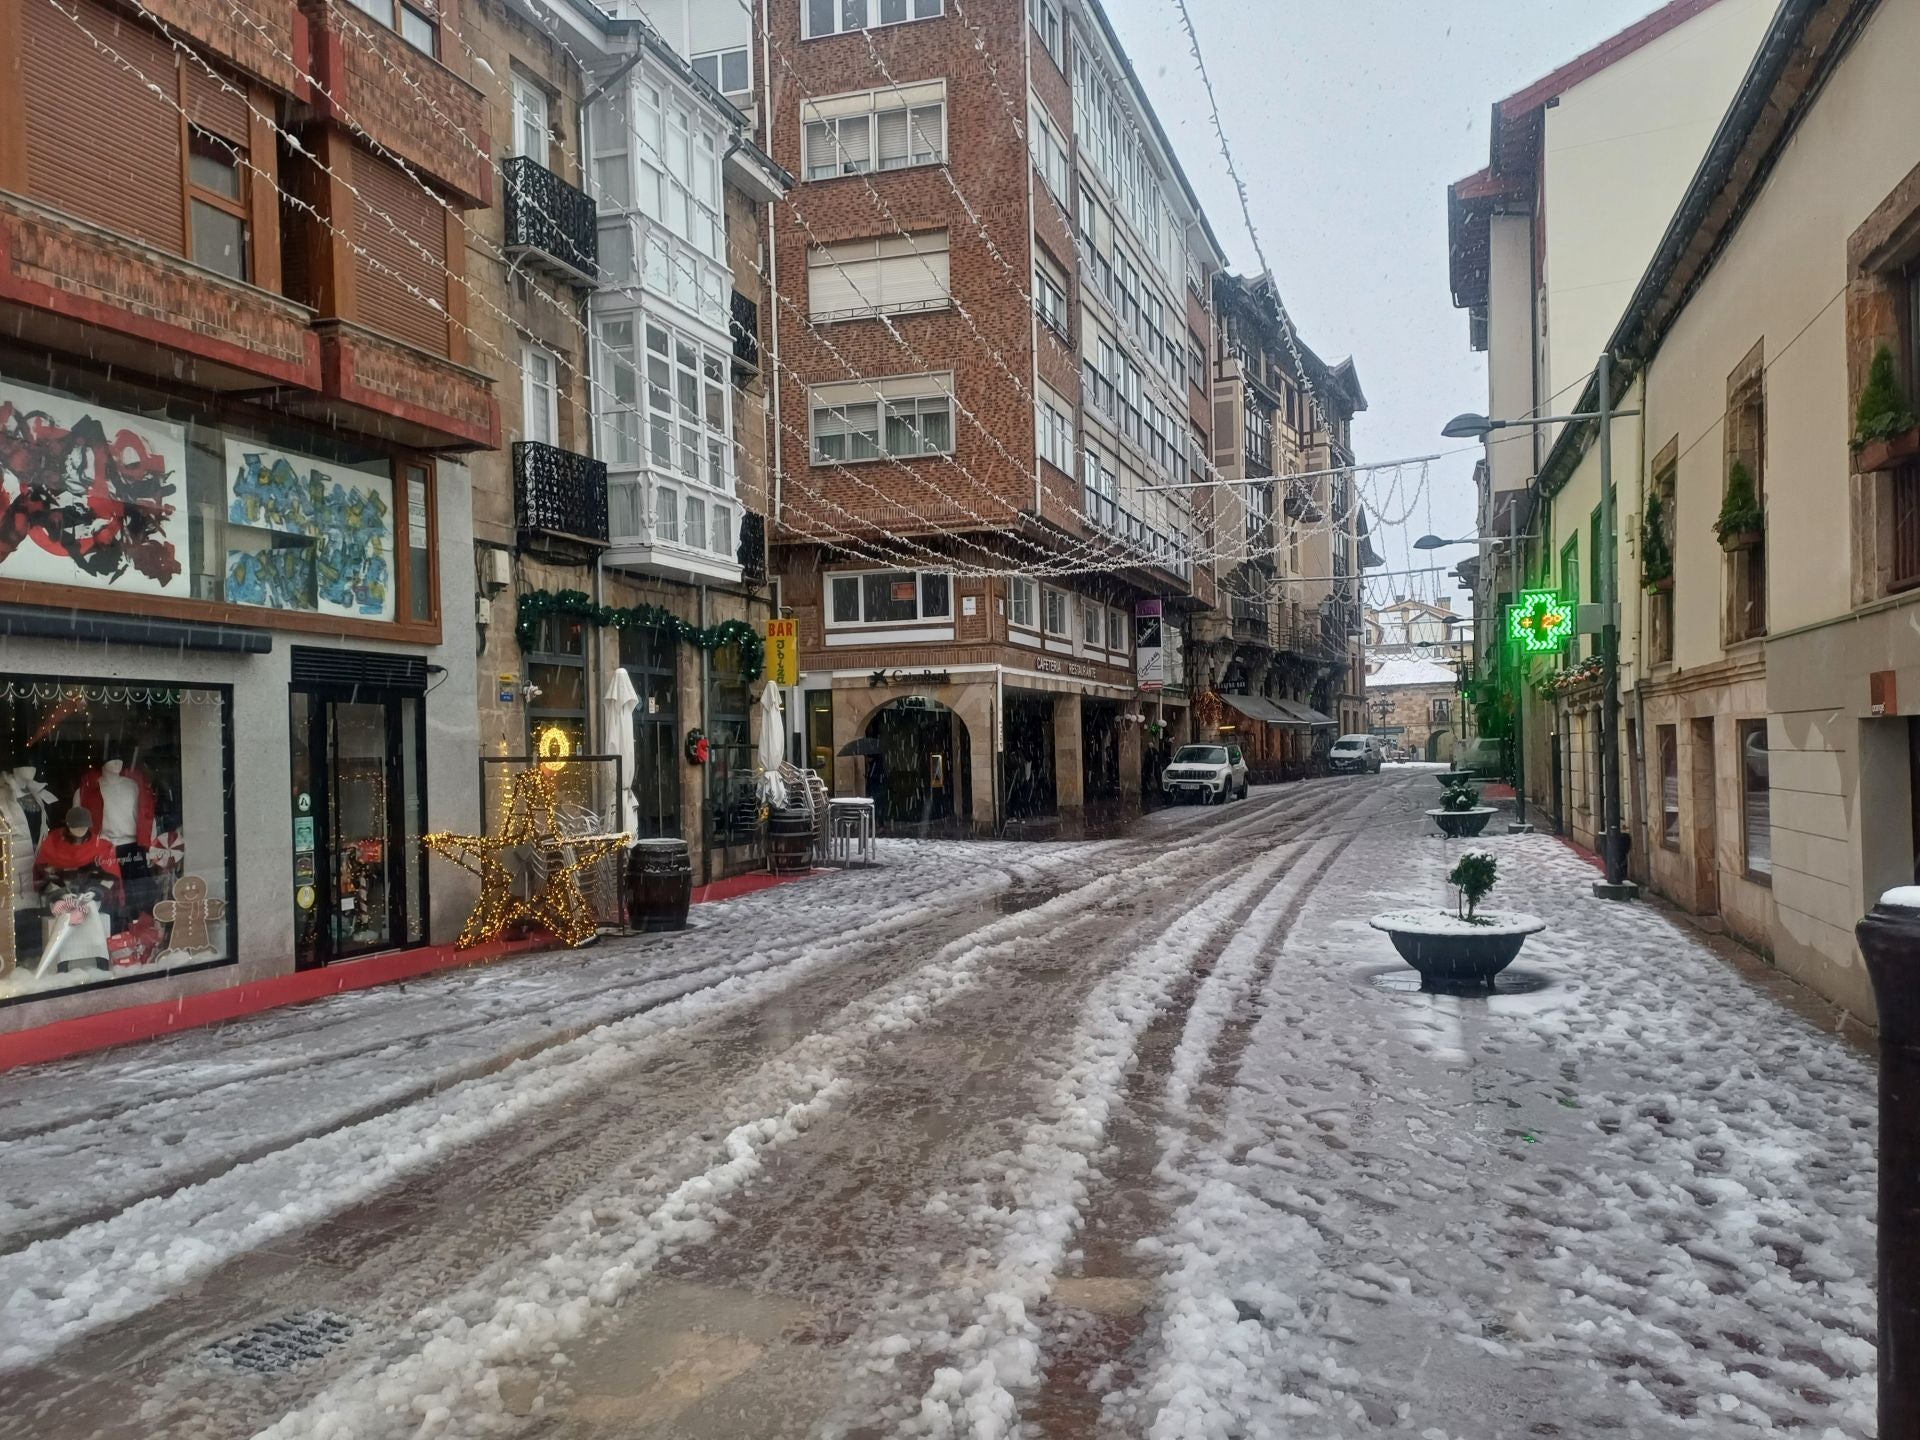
[
  {"xmin": 0, "ymin": 379, "xmax": 190, "ymax": 596},
  {"xmin": 224, "ymin": 442, "xmax": 393, "ymax": 620},
  {"xmin": 1135, "ymin": 600, "xmax": 1165, "ymax": 690},
  {"xmin": 1506, "ymin": 590, "xmax": 1573, "ymax": 655},
  {"xmin": 766, "ymin": 619, "xmax": 799, "ymax": 687}
]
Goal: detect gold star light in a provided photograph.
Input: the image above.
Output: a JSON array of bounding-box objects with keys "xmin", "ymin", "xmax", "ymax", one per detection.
[{"xmin": 424, "ymin": 768, "xmax": 629, "ymax": 950}]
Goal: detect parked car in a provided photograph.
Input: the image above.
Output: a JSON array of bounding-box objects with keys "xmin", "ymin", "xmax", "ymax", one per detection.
[
  {"xmin": 1329, "ymin": 734, "xmax": 1385, "ymax": 774},
  {"xmin": 1454, "ymin": 737, "xmax": 1506, "ymax": 778},
  {"xmin": 1162, "ymin": 743, "xmax": 1249, "ymax": 804}
]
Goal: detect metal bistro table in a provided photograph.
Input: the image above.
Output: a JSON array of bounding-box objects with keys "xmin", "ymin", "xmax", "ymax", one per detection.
[{"xmin": 827, "ymin": 796, "xmax": 877, "ymax": 868}]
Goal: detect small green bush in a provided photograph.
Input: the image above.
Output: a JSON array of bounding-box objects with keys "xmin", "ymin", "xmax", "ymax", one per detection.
[
  {"xmin": 1641, "ymin": 488, "xmax": 1672, "ymax": 587},
  {"xmin": 1440, "ymin": 778, "xmax": 1480, "ymax": 812},
  {"xmin": 1854, "ymin": 343, "xmax": 1917, "ymax": 451},
  {"xmin": 1713, "ymin": 460, "xmax": 1764, "ymax": 544},
  {"xmin": 1448, "ymin": 849, "xmax": 1498, "ymax": 922}
]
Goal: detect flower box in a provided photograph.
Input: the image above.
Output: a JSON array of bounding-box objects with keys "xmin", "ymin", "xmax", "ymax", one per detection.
[
  {"xmin": 1719, "ymin": 529, "xmax": 1764, "ymax": 553},
  {"xmin": 1854, "ymin": 426, "xmax": 1920, "ymax": 474},
  {"xmin": 1647, "ymin": 574, "xmax": 1674, "ymax": 594}
]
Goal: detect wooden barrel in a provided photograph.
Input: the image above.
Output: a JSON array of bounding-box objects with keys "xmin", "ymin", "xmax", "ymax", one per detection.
[
  {"xmin": 766, "ymin": 806, "xmax": 814, "ymax": 873},
  {"xmin": 626, "ymin": 839, "xmax": 692, "ymax": 932}
]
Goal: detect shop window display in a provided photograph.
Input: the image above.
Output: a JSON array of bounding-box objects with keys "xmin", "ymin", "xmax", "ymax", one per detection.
[{"xmin": 0, "ymin": 678, "xmax": 234, "ymax": 1002}]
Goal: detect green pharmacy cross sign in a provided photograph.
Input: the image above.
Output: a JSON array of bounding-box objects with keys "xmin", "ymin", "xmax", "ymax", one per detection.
[{"xmin": 1507, "ymin": 589, "xmax": 1573, "ymax": 654}]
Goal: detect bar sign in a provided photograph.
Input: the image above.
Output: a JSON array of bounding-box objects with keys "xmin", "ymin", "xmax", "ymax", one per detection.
[{"xmin": 767, "ymin": 619, "xmax": 799, "ymax": 687}]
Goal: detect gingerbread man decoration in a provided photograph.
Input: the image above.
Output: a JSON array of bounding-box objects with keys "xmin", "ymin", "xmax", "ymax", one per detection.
[{"xmin": 154, "ymin": 875, "xmax": 226, "ymax": 956}]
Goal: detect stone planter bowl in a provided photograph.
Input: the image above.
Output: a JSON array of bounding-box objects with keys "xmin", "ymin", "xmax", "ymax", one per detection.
[
  {"xmin": 1436, "ymin": 770, "xmax": 1474, "ymax": 785},
  {"xmin": 1369, "ymin": 909, "xmax": 1546, "ymax": 987},
  {"xmin": 1428, "ymin": 806, "xmax": 1496, "ymax": 838}
]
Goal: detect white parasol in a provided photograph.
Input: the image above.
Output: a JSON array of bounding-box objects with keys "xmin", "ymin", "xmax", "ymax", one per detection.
[
  {"xmin": 756, "ymin": 682, "xmax": 789, "ymax": 809},
  {"xmin": 600, "ymin": 668, "xmax": 640, "ymax": 838}
]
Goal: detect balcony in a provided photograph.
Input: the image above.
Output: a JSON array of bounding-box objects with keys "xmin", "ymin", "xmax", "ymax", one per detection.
[
  {"xmin": 1244, "ymin": 513, "xmax": 1275, "ymax": 557},
  {"xmin": 605, "ymin": 473, "xmax": 745, "ymax": 585},
  {"xmin": 0, "ymin": 192, "xmax": 321, "ymax": 394},
  {"xmin": 515, "ymin": 441, "xmax": 608, "ymax": 550},
  {"xmin": 1230, "ymin": 599, "xmax": 1270, "ymax": 645},
  {"xmin": 737, "ymin": 509, "xmax": 767, "ymax": 584},
  {"xmin": 730, "ymin": 290, "xmax": 761, "ymax": 377},
  {"xmin": 504, "ymin": 156, "xmax": 598, "ymax": 286},
  {"xmin": 1284, "ymin": 478, "xmax": 1322, "ymax": 521},
  {"xmin": 300, "ymin": 320, "xmax": 497, "ymax": 451}
]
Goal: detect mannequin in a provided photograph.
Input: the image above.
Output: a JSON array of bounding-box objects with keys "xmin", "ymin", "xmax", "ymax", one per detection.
[
  {"xmin": 3, "ymin": 767, "xmax": 52, "ymax": 967},
  {"xmin": 33, "ymin": 806, "xmax": 119, "ymax": 975},
  {"xmin": 78, "ymin": 757, "xmax": 158, "ymax": 916}
]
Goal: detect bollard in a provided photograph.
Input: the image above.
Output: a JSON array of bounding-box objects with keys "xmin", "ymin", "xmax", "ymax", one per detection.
[{"xmin": 1855, "ymin": 892, "xmax": 1920, "ymax": 1439}]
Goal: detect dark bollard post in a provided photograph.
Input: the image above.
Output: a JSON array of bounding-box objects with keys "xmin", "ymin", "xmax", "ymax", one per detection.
[{"xmin": 1856, "ymin": 895, "xmax": 1920, "ymax": 1438}]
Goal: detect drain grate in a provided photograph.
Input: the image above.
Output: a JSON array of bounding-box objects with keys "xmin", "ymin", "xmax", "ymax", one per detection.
[{"xmin": 203, "ymin": 1310, "xmax": 355, "ymax": 1374}]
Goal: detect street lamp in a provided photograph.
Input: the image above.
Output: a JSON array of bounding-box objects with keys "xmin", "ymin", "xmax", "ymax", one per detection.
[
  {"xmin": 1413, "ymin": 534, "xmax": 1476, "ymax": 550},
  {"xmin": 1445, "ymin": 357, "xmax": 1642, "ymax": 899}
]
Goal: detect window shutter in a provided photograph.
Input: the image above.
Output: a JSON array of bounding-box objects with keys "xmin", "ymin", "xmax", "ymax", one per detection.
[
  {"xmin": 804, "ymin": 121, "xmax": 836, "ymax": 177},
  {"xmin": 809, "ymin": 245, "xmax": 871, "ymax": 319},
  {"xmin": 876, "ymin": 107, "xmax": 910, "ymax": 168},
  {"xmin": 354, "ymin": 154, "xmax": 449, "ymax": 357},
  {"xmin": 909, "ymin": 105, "xmax": 943, "ymax": 161},
  {"xmin": 836, "ymin": 116, "xmax": 872, "ymax": 173},
  {"xmin": 186, "ymin": 64, "xmax": 250, "ymax": 145},
  {"xmin": 877, "ymin": 236, "xmax": 948, "ymax": 311}
]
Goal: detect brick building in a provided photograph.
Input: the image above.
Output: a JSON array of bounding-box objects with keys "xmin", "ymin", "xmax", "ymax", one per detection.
[
  {"xmin": 0, "ymin": 0, "xmax": 496, "ymax": 1028},
  {"xmin": 752, "ymin": 0, "xmax": 1228, "ymax": 833}
]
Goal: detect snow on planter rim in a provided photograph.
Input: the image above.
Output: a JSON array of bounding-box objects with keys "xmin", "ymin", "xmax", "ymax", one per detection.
[
  {"xmin": 1878, "ymin": 884, "xmax": 1920, "ymax": 909},
  {"xmin": 1368, "ymin": 908, "xmax": 1546, "ymax": 937},
  {"xmin": 1422, "ymin": 806, "xmax": 1498, "ymax": 818}
]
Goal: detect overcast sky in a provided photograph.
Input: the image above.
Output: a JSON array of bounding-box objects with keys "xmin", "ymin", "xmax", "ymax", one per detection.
[{"xmin": 1102, "ymin": 0, "xmax": 1676, "ymax": 609}]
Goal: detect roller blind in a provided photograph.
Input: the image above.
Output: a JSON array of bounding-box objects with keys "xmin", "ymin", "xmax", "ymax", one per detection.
[
  {"xmin": 809, "ymin": 233, "xmax": 949, "ymax": 321},
  {"xmin": 354, "ymin": 150, "xmax": 449, "ymax": 357}
]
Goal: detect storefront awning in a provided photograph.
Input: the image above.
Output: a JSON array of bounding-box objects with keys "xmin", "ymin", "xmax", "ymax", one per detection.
[
  {"xmin": 1219, "ymin": 693, "xmax": 1293, "ymax": 726},
  {"xmin": 1271, "ymin": 698, "xmax": 1339, "ymax": 728}
]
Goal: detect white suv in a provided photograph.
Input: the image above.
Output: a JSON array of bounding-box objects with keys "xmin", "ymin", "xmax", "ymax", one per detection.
[{"xmin": 1163, "ymin": 743, "xmax": 1249, "ymax": 804}]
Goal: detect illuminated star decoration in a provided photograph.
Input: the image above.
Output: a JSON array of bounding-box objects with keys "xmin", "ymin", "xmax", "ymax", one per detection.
[{"xmin": 423, "ymin": 767, "xmax": 629, "ymax": 950}]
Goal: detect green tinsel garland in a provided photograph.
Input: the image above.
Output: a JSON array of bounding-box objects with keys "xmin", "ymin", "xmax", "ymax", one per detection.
[{"xmin": 516, "ymin": 588, "xmax": 766, "ymax": 683}]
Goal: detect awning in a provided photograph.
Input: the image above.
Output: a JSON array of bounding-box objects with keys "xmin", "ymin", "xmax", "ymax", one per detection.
[
  {"xmin": 1218, "ymin": 693, "xmax": 1292, "ymax": 726},
  {"xmin": 1272, "ymin": 698, "xmax": 1339, "ymax": 728}
]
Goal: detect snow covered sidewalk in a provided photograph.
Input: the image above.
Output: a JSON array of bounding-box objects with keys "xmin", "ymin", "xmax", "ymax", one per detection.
[{"xmin": 1116, "ymin": 819, "xmax": 1877, "ymax": 1438}]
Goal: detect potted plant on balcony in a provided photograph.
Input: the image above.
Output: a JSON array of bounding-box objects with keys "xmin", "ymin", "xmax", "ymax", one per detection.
[
  {"xmin": 1641, "ymin": 489, "xmax": 1674, "ymax": 592},
  {"xmin": 1427, "ymin": 776, "xmax": 1495, "ymax": 838},
  {"xmin": 1370, "ymin": 849, "xmax": 1545, "ymax": 987},
  {"xmin": 1713, "ymin": 461, "xmax": 1765, "ymax": 552},
  {"xmin": 1852, "ymin": 343, "xmax": 1920, "ymax": 473}
]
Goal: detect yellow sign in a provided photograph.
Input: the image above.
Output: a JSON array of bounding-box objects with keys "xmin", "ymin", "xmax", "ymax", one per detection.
[
  {"xmin": 766, "ymin": 618, "xmax": 799, "ymax": 687},
  {"xmin": 536, "ymin": 725, "xmax": 573, "ymax": 772}
]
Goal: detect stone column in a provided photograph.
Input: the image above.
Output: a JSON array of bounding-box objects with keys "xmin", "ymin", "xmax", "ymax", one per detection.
[
  {"xmin": 1053, "ymin": 691, "xmax": 1085, "ymax": 815},
  {"xmin": 1118, "ymin": 711, "xmax": 1144, "ymax": 810}
]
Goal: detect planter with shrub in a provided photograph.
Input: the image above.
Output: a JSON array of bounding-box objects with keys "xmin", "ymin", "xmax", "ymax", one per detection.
[
  {"xmin": 1370, "ymin": 849, "xmax": 1545, "ymax": 987},
  {"xmin": 1853, "ymin": 343, "xmax": 1920, "ymax": 473},
  {"xmin": 1714, "ymin": 460, "xmax": 1765, "ymax": 552}
]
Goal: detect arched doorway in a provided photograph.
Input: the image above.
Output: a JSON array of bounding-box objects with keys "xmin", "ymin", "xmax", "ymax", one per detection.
[
  {"xmin": 1425, "ymin": 728, "xmax": 1453, "ymax": 763},
  {"xmin": 864, "ymin": 697, "xmax": 972, "ymax": 830}
]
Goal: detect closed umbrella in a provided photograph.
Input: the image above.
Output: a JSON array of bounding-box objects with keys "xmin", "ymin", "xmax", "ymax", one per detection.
[
  {"xmin": 601, "ymin": 669, "xmax": 639, "ymax": 838},
  {"xmin": 757, "ymin": 682, "xmax": 789, "ymax": 810}
]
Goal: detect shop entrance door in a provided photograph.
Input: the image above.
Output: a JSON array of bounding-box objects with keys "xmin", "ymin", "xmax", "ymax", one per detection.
[{"xmin": 291, "ymin": 684, "xmax": 427, "ymax": 969}]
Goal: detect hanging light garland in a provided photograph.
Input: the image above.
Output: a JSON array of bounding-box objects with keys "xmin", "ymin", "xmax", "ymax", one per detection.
[{"xmin": 515, "ymin": 590, "xmax": 765, "ymax": 684}]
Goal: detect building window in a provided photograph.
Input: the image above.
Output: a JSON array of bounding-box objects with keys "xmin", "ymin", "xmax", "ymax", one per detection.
[
  {"xmin": 521, "ymin": 344, "xmax": 559, "ymax": 447},
  {"xmin": 1725, "ymin": 355, "xmax": 1767, "ymax": 642},
  {"xmin": 810, "ymin": 375, "xmax": 955, "ymax": 463},
  {"xmin": 801, "ymin": 83, "xmax": 945, "ymax": 179},
  {"xmin": 1036, "ymin": 390, "xmax": 1074, "ymax": 473},
  {"xmin": 1892, "ymin": 462, "xmax": 1920, "ymax": 593},
  {"xmin": 1106, "ymin": 606, "xmax": 1127, "ymax": 654},
  {"xmin": 1034, "ymin": 249, "xmax": 1070, "ymax": 341},
  {"xmin": 525, "ymin": 611, "xmax": 588, "ymax": 771},
  {"xmin": 808, "ymin": 232, "xmax": 950, "ymax": 322},
  {"xmin": 1740, "ymin": 719, "xmax": 1771, "ymax": 881},
  {"xmin": 1042, "ymin": 587, "xmax": 1070, "ymax": 638},
  {"xmin": 187, "ymin": 126, "xmax": 249, "ymax": 282},
  {"xmin": 1430, "ymin": 697, "xmax": 1452, "ymax": 725},
  {"xmin": 1658, "ymin": 725, "xmax": 1680, "ymax": 849},
  {"xmin": 707, "ymin": 641, "xmax": 756, "ymax": 845},
  {"xmin": 1028, "ymin": 0, "xmax": 1062, "ymax": 67},
  {"xmin": 511, "ymin": 74, "xmax": 549, "ymax": 161},
  {"xmin": 805, "ymin": 0, "xmax": 943, "ymax": 39},
  {"xmin": 827, "ymin": 569, "xmax": 953, "ymax": 626},
  {"xmin": 1029, "ymin": 102, "xmax": 1070, "ymax": 201},
  {"xmin": 0, "ymin": 677, "xmax": 235, "ymax": 1003},
  {"xmin": 1082, "ymin": 599, "xmax": 1104, "ymax": 649},
  {"xmin": 597, "ymin": 317, "xmax": 733, "ymax": 498},
  {"xmin": 1560, "ymin": 534, "xmax": 1581, "ymax": 662},
  {"xmin": 344, "ymin": 0, "xmax": 436, "ymax": 55},
  {"xmin": 1009, "ymin": 577, "xmax": 1037, "ymax": 630},
  {"xmin": 691, "ymin": 46, "xmax": 750, "ymax": 96}
]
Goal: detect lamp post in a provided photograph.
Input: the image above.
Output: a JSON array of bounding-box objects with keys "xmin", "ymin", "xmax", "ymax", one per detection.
[{"xmin": 1441, "ymin": 359, "xmax": 1640, "ymax": 897}]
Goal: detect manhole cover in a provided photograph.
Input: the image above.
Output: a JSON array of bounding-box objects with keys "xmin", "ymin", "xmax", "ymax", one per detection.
[
  {"xmin": 1366, "ymin": 966, "xmax": 1552, "ymax": 997},
  {"xmin": 204, "ymin": 1311, "xmax": 354, "ymax": 1374}
]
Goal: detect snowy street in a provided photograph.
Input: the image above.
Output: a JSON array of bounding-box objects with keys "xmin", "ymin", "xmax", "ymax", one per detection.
[{"xmin": 0, "ymin": 768, "xmax": 1878, "ymax": 1439}]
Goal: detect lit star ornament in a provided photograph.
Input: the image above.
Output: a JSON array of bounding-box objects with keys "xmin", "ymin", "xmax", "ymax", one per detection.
[{"xmin": 423, "ymin": 768, "xmax": 629, "ymax": 949}]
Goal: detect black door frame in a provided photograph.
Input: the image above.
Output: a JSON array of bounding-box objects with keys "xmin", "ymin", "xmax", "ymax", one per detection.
[{"xmin": 292, "ymin": 681, "xmax": 429, "ymax": 969}]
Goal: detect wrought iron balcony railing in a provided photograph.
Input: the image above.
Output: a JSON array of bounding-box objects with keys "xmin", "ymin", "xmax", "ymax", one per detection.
[
  {"xmin": 737, "ymin": 508, "xmax": 767, "ymax": 584},
  {"xmin": 503, "ymin": 154, "xmax": 597, "ymax": 285},
  {"xmin": 730, "ymin": 290, "xmax": 760, "ymax": 376},
  {"xmin": 1284, "ymin": 478, "xmax": 1321, "ymax": 520},
  {"xmin": 514, "ymin": 441, "xmax": 609, "ymax": 548}
]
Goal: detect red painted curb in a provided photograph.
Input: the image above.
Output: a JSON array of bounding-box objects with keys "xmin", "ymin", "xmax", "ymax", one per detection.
[{"xmin": 0, "ymin": 868, "xmax": 822, "ymax": 1072}]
